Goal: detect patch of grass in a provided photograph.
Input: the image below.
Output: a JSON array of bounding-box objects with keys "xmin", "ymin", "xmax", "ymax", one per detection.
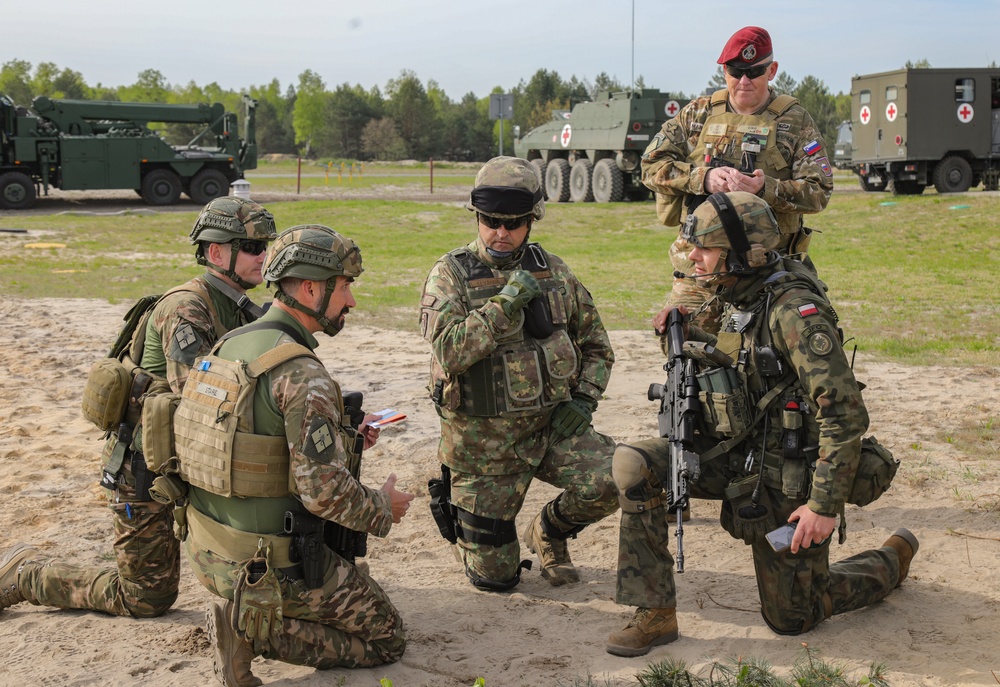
[{"xmin": 2, "ymin": 189, "xmax": 997, "ymax": 366}]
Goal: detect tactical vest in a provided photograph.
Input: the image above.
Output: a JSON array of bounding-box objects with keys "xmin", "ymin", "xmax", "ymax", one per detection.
[
  {"xmin": 439, "ymin": 243, "xmax": 579, "ymax": 417},
  {"xmin": 657, "ymin": 92, "xmax": 800, "ymax": 237},
  {"xmin": 173, "ymin": 339, "xmax": 317, "ymax": 498}
]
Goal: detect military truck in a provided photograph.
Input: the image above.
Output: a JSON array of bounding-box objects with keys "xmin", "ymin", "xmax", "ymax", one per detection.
[
  {"xmin": 0, "ymin": 94, "xmax": 257, "ymax": 209},
  {"xmin": 848, "ymin": 67, "xmax": 1000, "ymax": 194},
  {"xmin": 513, "ymin": 89, "xmax": 689, "ymax": 203},
  {"xmin": 833, "ymin": 120, "xmax": 852, "ymax": 170}
]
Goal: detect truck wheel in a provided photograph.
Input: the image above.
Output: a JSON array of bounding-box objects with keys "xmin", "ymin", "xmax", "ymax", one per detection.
[
  {"xmin": 592, "ymin": 159, "xmax": 624, "ymax": 203},
  {"xmin": 188, "ymin": 169, "xmax": 230, "ymax": 205},
  {"xmin": 545, "ymin": 159, "xmax": 571, "ymax": 203},
  {"xmin": 0, "ymin": 171, "xmax": 36, "ymax": 210},
  {"xmin": 530, "ymin": 159, "xmax": 548, "ymax": 200},
  {"xmin": 142, "ymin": 169, "xmax": 182, "ymax": 206},
  {"xmin": 857, "ymin": 175, "xmax": 886, "ymax": 192},
  {"xmin": 889, "ymin": 179, "xmax": 925, "ymax": 196},
  {"xmin": 569, "ymin": 159, "xmax": 594, "ymax": 202},
  {"xmin": 933, "ymin": 156, "xmax": 973, "ymax": 193}
]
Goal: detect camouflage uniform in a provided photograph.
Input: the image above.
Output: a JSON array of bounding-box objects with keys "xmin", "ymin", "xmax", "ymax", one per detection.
[
  {"xmin": 19, "ymin": 275, "xmax": 255, "ymax": 618},
  {"xmin": 615, "ymin": 193, "xmax": 905, "ymax": 637},
  {"xmin": 183, "ymin": 305, "xmax": 405, "ymax": 669},
  {"xmin": 642, "ymin": 90, "xmax": 833, "ymax": 332},
  {"xmin": 421, "ymin": 236, "xmax": 619, "ymax": 587}
]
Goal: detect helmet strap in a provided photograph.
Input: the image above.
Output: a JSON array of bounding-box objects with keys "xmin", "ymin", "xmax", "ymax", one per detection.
[
  {"xmin": 202, "ymin": 240, "xmax": 257, "ymax": 290},
  {"xmin": 274, "ymin": 278, "xmax": 344, "ymax": 337}
]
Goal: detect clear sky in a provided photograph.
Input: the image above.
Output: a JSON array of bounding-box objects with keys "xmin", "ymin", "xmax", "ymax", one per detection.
[{"xmin": 6, "ymin": 0, "xmax": 999, "ymax": 100}]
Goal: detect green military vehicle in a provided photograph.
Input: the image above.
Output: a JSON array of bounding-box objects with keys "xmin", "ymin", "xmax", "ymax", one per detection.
[
  {"xmin": 0, "ymin": 94, "xmax": 257, "ymax": 209},
  {"xmin": 513, "ymin": 89, "xmax": 689, "ymax": 203},
  {"xmin": 849, "ymin": 67, "xmax": 1000, "ymax": 194},
  {"xmin": 833, "ymin": 120, "xmax": 852, "ymax": 170}
]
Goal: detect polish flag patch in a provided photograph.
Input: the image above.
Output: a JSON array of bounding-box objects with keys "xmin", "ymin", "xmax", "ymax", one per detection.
[{"xmin": 798, "ymin": 303, "xmax": 819, "ymax": 317}]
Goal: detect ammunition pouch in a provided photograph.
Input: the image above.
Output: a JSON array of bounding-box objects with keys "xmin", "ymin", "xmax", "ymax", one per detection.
[
  {"xmin": 141, "ymin": 391, "xmax": 181, "ymax": 473},
  {"xmin": 523, "ymin": 295, "xmax": 555, "ymax": 340},
  {"xmin": 428, "ymin": 465, "xmax": 458, "ymax": 544},
  {"xmin": 721, "ymin": 475, "xmax": 779, "ymax": 545},
  {"xmin": 787, "ymin": 225, "xmax": 813, "ymax": 258},
  {"xmin": 847, "ymin": 436, "xmax": 899, "ymax": 507},
  {"xmin": 696, "ymin": 366, "xmax": 751, "ymax": 438}
]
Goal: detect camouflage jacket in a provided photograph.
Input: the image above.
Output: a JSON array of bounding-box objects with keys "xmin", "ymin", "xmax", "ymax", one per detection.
[
  {"xmin": 139, "ymin": 274, "xmax": 254, "ymax": 393},
  {"xmin": 641, "ymin": 90, "xmax": 833, "ymax": 227},
  {"xmin": 420, "ymin": 237, "xmax": 614, "ymax": 474},
  {"xmin": 691, "ymin": 259, "xmax": 869, "ymax": 516},
  {"xmin": 188, "ymin": 307, "xmax": 393, "ymax": 537}
]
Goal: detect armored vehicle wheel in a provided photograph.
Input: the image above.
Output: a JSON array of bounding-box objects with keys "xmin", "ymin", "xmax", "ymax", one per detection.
[
  {"xmin": 142, "ymin": 169, "xmax": 182, "ymax": 205},
  {"xmin": 530, "ymin": 159, "xmax": 548, "ymax": 200},
  {"xmin": 569, "ymin": 159, "xmax": 594, "ymax": 202},
  {"xmin": 189, "ymin": 169, "xmax": 230, "ymax": 205},
  {"xmin": 933, "ymin": 155, "xmax": 973, "ymax": 193},
  {"xmin": 592, "ymin": 159, "xmax": 624, "ymax": 203},
  {"xmin": 0, "ymin": 171, "xmax": 36, "ymax": 210},
  {"xmin": 857, "ymin": 175, "xmax": 886, "ymax": 192},
  {"xmin": 889, "ymin": 179, "xmax": 925, "ymax": 196},
  {"xmin": 545, "ymin": 158, "xmax": 571, "ymax": 203}
]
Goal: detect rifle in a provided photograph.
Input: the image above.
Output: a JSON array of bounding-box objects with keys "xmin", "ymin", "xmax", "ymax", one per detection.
[{"xmin": 647, "ymin": 309, "xmax": 701, "ymax": 573}]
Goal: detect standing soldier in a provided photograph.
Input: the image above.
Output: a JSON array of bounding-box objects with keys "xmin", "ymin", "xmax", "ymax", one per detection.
[
  {"xmin": 606, "ymin": 192, "xmax": 915, "ymax": 657},
  {"xmin": 420, "ymin": 156, "xmax": 619, "ymax": 591},
  {"xmin": 176, "ymin": 226, "xmax": 413, "ymax": 686},
  {"xmin": 643, "ymin": 26, "xmax": 834, "ymax": 333},
  {"xmin": 0, "ymin": 197, "xmax": 277, "ymax": 619}
]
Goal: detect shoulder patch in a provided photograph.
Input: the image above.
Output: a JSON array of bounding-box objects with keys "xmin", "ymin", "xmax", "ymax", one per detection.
[
  {"xmin": 808, "ymin": 331, "xmax": 834, "ymax": 357},
  {"xmin": 797, "ymin": 303, "xmax": 819, "ymax": 318},
  {"xmin": 815, "ymin": 156, "xmax": 833, "ymax": 177},
  {"xmin": 777, "ymin": 122, "xmax": 792, "ymax": 132},
  {"xmin": 304, "ymin": 415, "xmax": 337, "ymax": 464},
  {"xmin": 803, "ymin": 140, "xmax": 822, "ymax": 155},
  {"xmin": 420, "ymin": 294, "xmax": 439, "ymax": 308},
  {"xmin": 174, "ymin": 322, "xmax": 199, "ymax": 351}
]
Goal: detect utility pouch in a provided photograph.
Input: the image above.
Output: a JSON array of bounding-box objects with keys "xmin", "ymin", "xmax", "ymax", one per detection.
[
  {"xmin": 131, "ymin": 452, "xmax": 154, "ymax": 501},
  {"xmin": 232, "ymin": 543, "xmax": 284, "ymax": 641},
  {"xmin": 141, "ymin": 392, "xmax": 181, "ymax": 473},
  {"xmin": 148, "ymin": 473, "xmax": 188, "ymax": 506},
  {"xmin": 523, "ymin": 295, "xmax": 555, "ymax": 340},
  {"xmin": 721, "ymin": 475, "xmax": 779, "ymax": 545},
  {"xmin": 82, "ymin": 358, "xmax": 131, "ymax": 431},
  {"xmin": 847, "ymin": 436, "xmax": 900, "ymax": 507},
  {"xmin": 428, "ymin": 465, "xmax": 458, "ymax": 544}
]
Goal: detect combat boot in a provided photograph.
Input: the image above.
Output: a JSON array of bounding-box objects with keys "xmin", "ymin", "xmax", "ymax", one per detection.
[
  {"xmin": 0, "ymin": 543, "xmax": 38, "ymax": 612},
  {"xmin": 606, "ymin": 607, "xmax": 679, "ymax": 657},
  {"xmin": 882, "ymin": 528, "xmax": 919, "ymax": 587},
  {"xmin": 522, "ymin": 512, "xmax": 580, "ymax": 586},
  {"xmin": 206, "ymin": 600, "xmax": 262, "ymax": 687}
]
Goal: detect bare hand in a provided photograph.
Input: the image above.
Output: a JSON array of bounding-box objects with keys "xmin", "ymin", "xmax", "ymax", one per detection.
[
  {"xmin": 788, "ymin": 505, "xmax": 836, "ymax": 554},
  {"xmin": 652, "ymin": 304, "xmax": 689, "ymax": 335},
  {"xmin": 726, "ymin": 169, "xmax": 765, "ymax": 195},
  {"xmin": 380, "ymin": 473, "xmax": 415, "ymax": 523},
  {"xmin": 360, "ymin": 414, "xmax": 381, "ymax": 449}
]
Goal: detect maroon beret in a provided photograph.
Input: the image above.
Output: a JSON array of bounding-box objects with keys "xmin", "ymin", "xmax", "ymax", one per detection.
[{"xmin": 717, "ymin": 26, "xmax": 772, "ymax": 65}]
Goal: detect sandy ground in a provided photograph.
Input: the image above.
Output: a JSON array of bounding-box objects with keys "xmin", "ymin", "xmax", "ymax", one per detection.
[{"xmin": 0, "ymin": 295, "xmax": 998, "ymax": 687}]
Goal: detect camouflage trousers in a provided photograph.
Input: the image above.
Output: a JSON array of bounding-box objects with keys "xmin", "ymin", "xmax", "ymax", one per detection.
[
  {"xmin": 450, "ymin": 426, "xmax": 619, "ymax": 585},
  {"xmin": 20, "ymin": 491, "xmax": 179, "ymax": 618},
  {"xmin": 614, "ymin": 438, "xmax": 901, "ymax": 634},
  {"xmin": 185, "ymin": 537, "xmax": 405, "ymax": 669}
]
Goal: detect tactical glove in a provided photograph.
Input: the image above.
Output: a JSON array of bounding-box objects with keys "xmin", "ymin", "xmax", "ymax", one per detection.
[
  {"xmin": 232, "ymin": 545, "xmax": 283, "ymax": 642},
  {"xmin": 551, "ymin": 395, "xmax": 596, "ymax": 439},
  {"xmin": 490, "ymin": 270, "xmax": 541, "ymax": 318}
]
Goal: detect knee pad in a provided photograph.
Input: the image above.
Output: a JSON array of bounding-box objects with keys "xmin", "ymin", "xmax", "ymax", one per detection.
[
  {"xmin": 465, "ymin": 560, "xmax": 531, "ymax": 593},
  {"xmin": 612, "ymin": 444, "xmax": 664, "ymax": 514}
]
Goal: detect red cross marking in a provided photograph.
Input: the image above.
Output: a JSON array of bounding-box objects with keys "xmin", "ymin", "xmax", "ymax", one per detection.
[
  {"xmin": 887, "ymin": 104, "xmax": 896, "ymax": 118},
  {"xmin": 959, "ymin": 105, "xmax": 973, "ymax": 121},
  {"xmin": 666, "ymin": 100, "xmax": 679, "ymax": 116},
  {"xmin": 860, "ymin": 106, "xmax": 870, "ymax": 124},
  {"xmin": 561, "ymin": 124, "xmax": 572, "ymax": 147}
]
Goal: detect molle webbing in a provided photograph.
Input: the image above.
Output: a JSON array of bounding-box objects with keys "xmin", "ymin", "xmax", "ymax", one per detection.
[{"xmin": 175, "ymin": 341, "xmax": 316, "ymax": 498}]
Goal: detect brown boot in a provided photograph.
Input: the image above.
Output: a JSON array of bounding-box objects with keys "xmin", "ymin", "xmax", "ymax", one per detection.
[
  {"xmin": 0, "ymin": 544, "xmax": 38, "ymax": 612},
  {"xmin": 882, "ymin": 528, "xmax": 919, "ymax": 587},
  {"xmin": 522, "ymin": 513, "xmax": 580, "ymax": 586},
  {"xmin": 206, "ymin": 600, "xmax": 262, "ymax": 687},
  {"xmin": 606, "ymin": 607, "xmax": 679, "ymax": 657}
]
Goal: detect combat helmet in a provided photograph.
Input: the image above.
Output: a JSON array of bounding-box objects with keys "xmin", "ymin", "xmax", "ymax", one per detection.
[
  {"xmin": 681, "ymin": 191, "xmax": 781, "ymax": 277},
  {"xmin": 466, "ymin": 156, "xmax": 545, "ymax": 222},
  {"xmin": 263, "ymin": 224, "xmax": 363, "ymax": 337},
  {"xmin": 190, "ymin": 197, "xmax": 277, "ymax": 289}
]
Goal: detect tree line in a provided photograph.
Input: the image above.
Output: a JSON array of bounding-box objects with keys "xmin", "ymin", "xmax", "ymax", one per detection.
[{"xmin": 1, "ymin": 59, "xmax": 936, "ymax": 162}]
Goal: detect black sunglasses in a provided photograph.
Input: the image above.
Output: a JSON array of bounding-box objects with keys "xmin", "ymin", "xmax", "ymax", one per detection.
[
  {"xmin": 725, "ymin": 63, "xmax": 770, "ymax": 80},
  {"xmin": 478, "ymin": 213, "xmax": 530, "ymax": 231},
  {"xmin": 237, "ymin": 239, "xmax": 268, "ymax": 256}
]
